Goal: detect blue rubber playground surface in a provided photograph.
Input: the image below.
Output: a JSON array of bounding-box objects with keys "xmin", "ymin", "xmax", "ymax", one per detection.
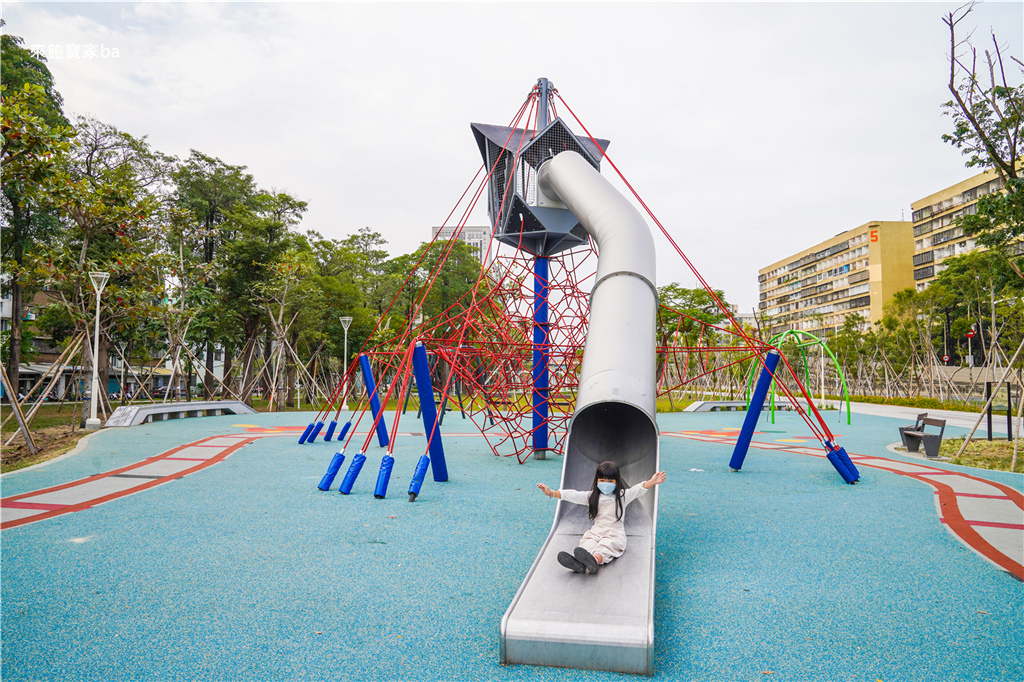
[{"xmin": 2, "ymin": 408, "xmax": 1022, "ymax": 681}]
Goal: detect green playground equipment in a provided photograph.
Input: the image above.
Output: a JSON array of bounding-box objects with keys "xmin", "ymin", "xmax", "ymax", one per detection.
[{"xmin": 746, "ymin": 330, "xmax": 852, "ymax": 425}]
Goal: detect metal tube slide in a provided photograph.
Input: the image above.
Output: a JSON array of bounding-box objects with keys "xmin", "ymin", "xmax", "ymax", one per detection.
[{"xmin": 500, "ymin": 150, "xmax": 660, "ymax": 675}]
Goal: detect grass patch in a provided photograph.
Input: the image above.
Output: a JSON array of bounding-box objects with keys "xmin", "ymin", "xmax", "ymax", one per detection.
[
  {"xmin": 656, "ymin": 397, "xmax": 694, "ymax": 413},
  {"xmin": 939, "ymin": 436, "xmax": 1024, "ymax": 474},
  {"xmin": 0, "ymin": 424, "xmax": 90, "ymax": 474}
]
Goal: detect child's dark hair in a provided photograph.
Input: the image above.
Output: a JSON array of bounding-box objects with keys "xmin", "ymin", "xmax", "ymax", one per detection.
[{"xmin": 588, "ymin": 461, "xmax": 626, "ymax": 521}]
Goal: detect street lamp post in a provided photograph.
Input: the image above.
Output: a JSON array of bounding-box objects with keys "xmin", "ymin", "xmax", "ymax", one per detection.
[
  {"xmin": 340, "ymin": 316, "xmax": 353, "ymax": 407},
  {"xmin": 86, "ymin": 272, "xmax": 110, "ymax": 430}
]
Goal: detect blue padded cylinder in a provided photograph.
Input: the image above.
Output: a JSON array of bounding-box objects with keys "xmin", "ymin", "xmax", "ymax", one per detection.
[
  {"xmin": 298, "ymin": 422, "xmax": 315, "ymax": 445},
  {"xmin": 308, "ymin": 420, "xmax": 325, "ymax": 443},
  {"xmin": 323, "ymin": 420, "xmax": 338, "ymax": 442},
  {"xmin": 339, "ymin": 452, "xmax": 367, "ymax": 495},
  {"xmin": 359, "ymin": 354, "xmax": 389, "ymax": 447},
  {"xmin": 827, "ymin": 450, "xmax": 857, "ymax": 484},
  {"xmin": 317, "ymin": 450, "xmax": 346, "ymax": 491},
  {"xmin": 825, "ymin": 442, "xmax": 860, "ymax": 483},
  {"xmin": 836, "ymin": 447, "xmax": 860, "ymax": 481},
  {"xmin": 412, "ymin": 342, "xmax": 448, "ymax": 482},
  {"xmin": 374, "ymin": 455, "xmax": 395, "ymax": 499},
  {"xmin": 408, "ymin": 454, "xmax": 430, "ymax": 501},
  {"xmin": 730, "ymin": 350, "xmax": 781, "ymax": 471},
  {"xmin": 338, "ymin": 421, "xmax": 352, "ymax": 441}
]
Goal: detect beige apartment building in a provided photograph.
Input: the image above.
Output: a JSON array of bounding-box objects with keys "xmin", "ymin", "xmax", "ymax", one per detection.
[
  {"xmin": 431, "ymin": 225, "xmax": 491, "ymax": 263},
  {"xmin": 910, "ymin": 168, "xmax": 1007, "ymax": 290},
  {"xmin": 758, "ymin": 221, "xmax": 915, "ymax": 336}
]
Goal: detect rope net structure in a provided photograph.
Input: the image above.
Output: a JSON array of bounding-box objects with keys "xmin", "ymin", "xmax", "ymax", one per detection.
[{"xmin": 312, "ymin": 83, "xmax": 838, "ymax": 464}]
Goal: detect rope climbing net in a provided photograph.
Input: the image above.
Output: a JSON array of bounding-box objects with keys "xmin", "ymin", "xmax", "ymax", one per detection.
[{"xmin": 309, "ymin": 82, "xmax": 841, "ymax": 464}]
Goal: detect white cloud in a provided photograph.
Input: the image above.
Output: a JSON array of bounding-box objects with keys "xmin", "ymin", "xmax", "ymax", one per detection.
[{"xmin": 4, "ymin": 1, "xmax": 1022, "ymax": 313}]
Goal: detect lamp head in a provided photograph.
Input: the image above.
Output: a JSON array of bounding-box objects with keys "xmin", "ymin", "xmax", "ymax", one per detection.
[
  {"xmin": 340, "ymin": 316, "xmax": 353, "ymax": 331},
  {"xmin": 89, "ymin": 271, "xmax": 110, "ymax": 294}
]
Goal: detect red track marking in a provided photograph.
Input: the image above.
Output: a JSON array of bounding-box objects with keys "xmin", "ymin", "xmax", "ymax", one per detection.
[
  {"xmin": 0, "ymin": 433, "xmax": 280, "ymax": 530},
  {"xmin": 945, "ymin": 520, "xmax": 1024, "ymax": 530},
  {"xmin": 663, "ymin": 431, "xmax": 1024, "ymax": 580},
  {"xmin": 942, "ymin": 492, "xmax": 1012, "ymax": 500},
  {"xmin": 2, "ymin": 501, "xmax": 67, "ymax": 511}
]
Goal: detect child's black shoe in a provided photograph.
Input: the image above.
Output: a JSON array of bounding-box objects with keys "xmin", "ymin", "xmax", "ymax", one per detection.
[
  {"xmin": 573, "ymin": 547, "xmax": 599, "ymax": 574},
  {"xmin": 557, "ymin": 551, "xmax": 586, "ymax": 573}
]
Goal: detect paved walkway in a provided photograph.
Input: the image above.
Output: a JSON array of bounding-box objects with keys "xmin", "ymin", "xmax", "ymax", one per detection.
[{"xmin": 842, "ymin": 400, "xmax": 1018, "ymax": 434}]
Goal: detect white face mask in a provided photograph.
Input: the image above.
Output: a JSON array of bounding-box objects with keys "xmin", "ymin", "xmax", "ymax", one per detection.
[{"xmin": 597, "ymin": 481, "xmax": 616, "ymax": 495}]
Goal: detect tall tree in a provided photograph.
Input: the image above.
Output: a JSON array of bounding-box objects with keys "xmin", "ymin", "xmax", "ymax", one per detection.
[
  {"xmin": 1, "ymin": 27, "xmax": 74, "ymax": 395},
  {"xmin": 31, "ymin": 117, "xmax": 170, "ymax": 418},
  {"xmin": 172, "ymin": 150, "xmax": 255, "ymax": 397},
  {"xmin": 943, "ymin": 5, "xmax": 1024, "ymax": 277},
  {"xmin": 217, "ymin": 190, "xmax": 307, "ymax": 405}
]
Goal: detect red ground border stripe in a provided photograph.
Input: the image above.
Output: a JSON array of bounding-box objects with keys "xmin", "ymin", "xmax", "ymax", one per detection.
[
  {"xmin": 0, "ymin": 435, "xmax": 264, "ymax": 530},
  {"xmin": 943, "ymin": 519, "xmax": 1024, "ymax": 530},
  {"xmin": 937, "ymin": 492, "xmax": 1012, "ymax": 500},
  {"xmin": 1, "ymin": 501, "xmax": 67, "ymax": 511}
]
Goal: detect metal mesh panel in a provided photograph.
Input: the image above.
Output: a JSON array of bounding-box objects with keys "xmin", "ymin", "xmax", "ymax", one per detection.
[
  {"xmin": 492, "ymin": 119, "xmax": 599, "ymax": 245},
  {"xmin": 520, "ymin": 120, "xmax": 600, "ymax": 172},
  {"xmin": 518, "ymin": 160, "xmax": 538, "ymax": 205},
  {"xmin": 487, "ymin": 140, "xmax": 513, "ymax": 234}
]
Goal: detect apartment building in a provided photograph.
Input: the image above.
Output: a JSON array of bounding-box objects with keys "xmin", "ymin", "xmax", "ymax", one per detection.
[
  {"xmin": 758, "ymin": 221, "xmax": 914, "ymax": 336},
  {"xmin": 431, "ymin": 225, "xmax": 491, "ymax": 263},
  {"xmin": 910, "ymin": 168, "xmax": 1005, "ymax": 290}
]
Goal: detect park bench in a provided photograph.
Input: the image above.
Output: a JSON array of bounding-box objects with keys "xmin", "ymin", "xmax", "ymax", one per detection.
[
  {"xmin": 898, "ymin": 413, "xmax": 928, "ymax": 449},
  {"xmin": 902, "ymin": 417, "xmax": 946, "ymax": 458}
]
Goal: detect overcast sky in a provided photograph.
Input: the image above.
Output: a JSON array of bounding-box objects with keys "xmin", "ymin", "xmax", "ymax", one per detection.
[{"xmin": 4, "ymin": 1, "xmax": 1022, "ymax": 313}]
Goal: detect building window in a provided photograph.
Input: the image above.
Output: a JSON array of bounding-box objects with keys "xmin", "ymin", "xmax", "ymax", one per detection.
[
  {"xmin": 848, "ymin": 295, "xmax": 871, "ymax": 309},
  {"xmin": 914, "ymin": 266, "xmax": 935, "ymax": 280}
]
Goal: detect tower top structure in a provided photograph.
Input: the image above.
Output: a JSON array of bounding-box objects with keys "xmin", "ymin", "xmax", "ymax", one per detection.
[{"xmin": 469, "ymin": 77, "xmax": 610, "ymax": 257}]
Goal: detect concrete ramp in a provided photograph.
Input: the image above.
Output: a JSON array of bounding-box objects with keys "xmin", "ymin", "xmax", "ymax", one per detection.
[{"xmin": 500, "ymin": 150, "xmax": 660, "ymax": 674}]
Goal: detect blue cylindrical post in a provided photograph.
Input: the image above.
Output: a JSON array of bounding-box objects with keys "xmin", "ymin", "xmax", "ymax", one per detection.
[
  {"xmin": 730, "ymin": 350, "xmax": 781, "ymax": 471},
  {"xmin": 298, "ymin": 422, "xmax": 315, "ymax": 445},
  {"xmin": 307, "ymin": 420, "xmax": 325, "ymax": 443},
  {"xmin": 359, "ymin": 354, "xmax": 389, "ymax": 447},
  {"xmin": 317, "ymin": 450, "xmax": 346, "ymax": 491},
  {"xmin": 339, "ymin": 452, "xmax": 367, "ymax": 495},
  {"xmin": 373, "ymin": 455, "xmax": 395, "ymax": 499},
  {"xmin": 323, "ymin": 419, "xmax": 338, "ymax": 442},
  {"xmin": 408, "ymin": 454, "xmax": 430, "ymax": 501},
  {"xmin": 412, "ymin": 341, "xmax": 448, "ymax": 482},
  {"xmin": 532, "ymin": 256, "xmax": 550, "ymax": 458},
  {"xmin": 338, "ymin": 420, "xmax": 352, "ymax": 441},
  {"xmin": 825, "ymin": 440, "xmax": 860, "ymax": 484}
]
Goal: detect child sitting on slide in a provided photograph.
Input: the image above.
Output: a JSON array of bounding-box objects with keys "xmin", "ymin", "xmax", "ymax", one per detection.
[{"xmin": 537, "ymin": 460, "xmax": 667, "ymax": 574}]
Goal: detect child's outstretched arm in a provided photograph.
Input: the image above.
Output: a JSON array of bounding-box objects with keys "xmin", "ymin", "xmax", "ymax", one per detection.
[
  {"xmin": 642, "ymin": 471, "xmax": 667, "ymax": 489},
  {"xmin": 536, "ymin": 483, "xmax": 561, "ymax": 499}
]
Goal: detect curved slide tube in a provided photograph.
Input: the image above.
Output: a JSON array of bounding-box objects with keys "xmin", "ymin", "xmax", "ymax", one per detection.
[{"xmin": 500, "ymin": 151, "xmax": 660, "ymax": 675}]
